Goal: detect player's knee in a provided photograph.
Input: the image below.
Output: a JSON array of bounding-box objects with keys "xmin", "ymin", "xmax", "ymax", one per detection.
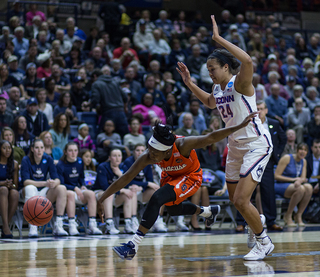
[
  {"xmin": 149, "ymin": 191, "xmax": 164, "ymax": 207},
  {"xmin": 24, "ymin": 185, "xmax": 38, "ymax": 200},
  {"xmin": 233, "ymin": 197, "xmax": 246, "ymax": 211},
  {"xmin": 67, "ymin": 190, "xmax": 75, "ymax": 200},
  {"xmin": 0, "ymin": 186, "xmax": 9, "ymax": 195},
  {"xmin": 166, "ymin": 205, "xmax": 181, "ymax": 216}
]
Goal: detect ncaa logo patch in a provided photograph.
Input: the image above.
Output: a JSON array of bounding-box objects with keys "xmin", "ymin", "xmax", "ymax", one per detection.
[
  {"xmin": 227, "ymin": 82, "xmax": 233, "ymax": 88},
  {"xmin": 176, "ymin": 158, "xmax": 183, "ymax": 164}
]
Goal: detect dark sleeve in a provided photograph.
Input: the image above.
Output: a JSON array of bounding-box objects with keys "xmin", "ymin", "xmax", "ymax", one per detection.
[
  {"xmin": 56, "ymin": 161, "xmax": 68, "ymax": 188},
  {"xmin": 121, "ymin": 87, "xmax": 128, "ymax": 104},
  {"xmin": 79, "ymin": 161, "xmax": 85, "ymax": 187},
  {"xmin": 43, "ymin": 113, "xmax": 49, "ymax": 131},
  {"xmin": 276, "ymin": 123, "xmax": 287, "ymax": 162},
  {"xmin": 91, "ymin": 82, "xmax": 100, "ymax": 108},
  {"xmin": 48, "ymin": 157, "xmax": 59, "ymax": 180},
  {"xmin": 95, "ymin": 165, "xmax": 111, "ymax": 191},
  {"xmin": 21, "ymin": 157, "xmax": 31, "ymax": 183}
]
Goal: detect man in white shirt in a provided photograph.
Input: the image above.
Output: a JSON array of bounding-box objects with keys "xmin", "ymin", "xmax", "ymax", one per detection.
[{"xmin": 148, "ymin": 29, "xmax": 171, "ymax": 69}]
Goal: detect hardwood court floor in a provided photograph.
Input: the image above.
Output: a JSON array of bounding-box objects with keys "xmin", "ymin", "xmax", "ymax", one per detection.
[{"xmin": 1, "ymin": 225, "xmax": 320, "ymax": 276}]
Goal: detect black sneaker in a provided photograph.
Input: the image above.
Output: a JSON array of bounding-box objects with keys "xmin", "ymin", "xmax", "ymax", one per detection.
[
  {"xmin": 205, "ymin": 205, "xmax": 221, "ymax": 227},
  {"xmin": 113, "ymin": 241, "xmax": 136, "ymax": 260}
]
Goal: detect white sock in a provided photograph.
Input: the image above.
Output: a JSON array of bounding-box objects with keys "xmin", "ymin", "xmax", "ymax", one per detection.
[
  {"xmin": 89, "ymin": 218, "xmax": 96, "ymax": 224},
  {"xmin": 131, "ymin": 230, "xmax": 145, "ymax": 251},
  {"xmin": 69, "ymin": 218, "xmax": 76, "ymax": 223},
  {"xmin": 199, "ymin": 206, "xmax": 211, "ymax": 218},
  {"xmin": 56, "ymin": 216, "xmax": 63, "ymax": 223},
  {"xmin": 256, "ymin": 230, "xmax": 270, "ymax": 245},
  {"xmin": 125, "ymin": 218, "xmax": 132, "ymax": 225}
]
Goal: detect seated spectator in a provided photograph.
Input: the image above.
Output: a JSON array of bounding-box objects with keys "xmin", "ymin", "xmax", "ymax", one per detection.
[
  {"xmin": 55, "ymin": 29, "xmax": 72, "ymax": 56},
  {"xmin": 307, "ymin": 139, "xmax": 320, "ymax": 195},
  {"xmin": 307, "ymin": 36, "xmax": 320, "ymax": 61},
  {"xmin": 186, "ymin": 44, "xmax": 206, "ymax": 79},
  {"xmin": 73, "ymin": 123, "xmax": 96, "ymax": 156},
  {"xmin": 89, "ymin": 47, "xmax": 105, "ymax": 69},
  {"xmin": 123, "ymin": 117, "xmax": 146, "ymax": 152},
  {"xmin": 64, "ymin": 17, "xmax": 87, "ymax": 42},
  {"xmin": 18, "ymin": 45, "xmax": 39, "ymax": 72},
  {"xmin": 53, "ymin": 92, "xmax": 77, "ymax": 123},
  {"xmin": 70, "ymin": 76, "xmax": 90, "ymax": 112},
  {"xmin": 274, "ymin": 143, "xmax": 313, "ymax": 227},
  {"xmin": 22, "ymin": 97, "xmax": 49, "ymax": 137},
  {"xmin": 7, "ymin": 86, "xmax": 26, "ymax": 117},
  {"xmin": 288, "ymin": 85, "xmax": 308, "ymax": 108},
  {"xmin": 265, "ymin": 83, "xmax": 288, "ymax": 126},
  {"xmin": 224, "ymin": 24, "xmax": 247, "ymax": 51},
  {"xmin": 23, "ymin": 63, "xmax": 43, "ymax": 98},
  {"xmin": 92, "ymin": 148, "xmax": 137, "ymax": 234},
  {"xmin": 148, "ymin": 29, "xmax": 171, "ymax": 69},
  {"xmin": 113, "ymin": 37, "xmax": 139, "ymax": 70},
  {"xmin": 1, "ymin": 127, "xmax": 25, "ymax": 164},
  {"xmin": 12, "ymin": 27, "xmax": 29, "ymax": 58},
  {"xmin": 253, "ymin": 73, "xmax": 267, "ymax": 101},
  {"xmin": 133, "ymin": 93, "xmax": 166, "ymax": 126},
  {"xmin": 122, "ymin": 143, "xmax": 160, "ymax": 227},
  {"xmin": 51, "ymin": 63, "xmax": 71, "ymax": 94},
  {"xmin": 281, "ymin": 54, "xmax": 303, "ymax": 80},
  {"xmin": 168, "ymin": 38, "xmax": 188, "ymax": 70},
  {"xmin": 282, "ymin": 129, "xmax": 297, "ymax": 157},
  {"xmin": 56, "ymin": 142, "xmax": 102, "ymax": 235},
  {"xmin": 96, "ymin": 119, "xmax": 130, "ymax": 163},
  {"xmin": 83, "ymin": 26, "xmax": 99, "ymax": 52},
  {"xmin": 49, "ymin": 113, "xmax": 70, "ymax": 151},
  {"xmin": 284, "ymin": 75, "xmax": 297, "ymax": 98},
  {"xmin": 36, "ymin": 51, "xmax": 52, "ymax": 78},
  {"xmin": 162, "ymin": 92, "xmax": 183, "ymax": 127},
  {"xmin": 75, "ymin": 67, "xmax": 91, "ymax": 94},
  {"xmin": 80, "ymin": 149, "xmax": 96, "ymax": 172},
  {"xmin": 12, "ymin": 115, "xmax": 35, "ymax": 155},
  {"xmin": 26, "ymin": 3, "xmax": 46, "ymax": 25},
  {"xmin": 175, "ymin": 112, "xmax": 199, "ymax": 136},
  {"xmin": 8, "ymin": 55, "xmax": 25, "ymax": 85},
  {"xmin": 287, "ymin": 98, "xmax": 311, "ymax": 144},
  {"xmin": 44, "ymin": 77, "xmax": 60, "ymax": 108},
  {"xmin": 124, "ymin": 66, "xmax": 142, "ymax": 103},
  {"xmin": 39, "ymin": 131, "xmax": 63, "ymax": 163},
  {"xmin": 37, "ymin": 30, "xmax": 51, "ymax": 54},
  {"xmin": 155, "ymin": 10, "xmax": 173, "ymax": 39},
  {"xmin": 65, "ymin": 46, "xmax": 83, "ymax": 70},
  {"xmin": 306, "ymin": 86, "xmax": 320, "ymax": 112},
  {"xmin": 0, "ymin": 63, "xmax": 19, "ymax": 96},
  {"xmin": 307, "ymin": 105, "xmax": 320, "ymax": 141},
  {"xmin": 178, "ymin": 100, "xmax": 207, "ymax": 135},
  {"xmin": 247, "ymin": 33, "xmax": 265, "ymax": 61},
  {"xmin": 20, "ymin": 139, "xmax": 68, "ymax": 237},
  {"xmin": 0, "ymin": 140, "xmax": 19, "ymax": 238},
  {"xmin": 264, "ymin": 71, "xmax": 289, "ymax": 100},
  {"xmin": 110, "ymin": 60, "xmax": 124, "ymax": 80},
  {"xmin": 36, "ymin": 88, "xmax": 53, "ymax": 125},
  {"xmin": 0, "ymin": 97, "xmax": 14, "ymax": 133},
  {"xmin": 137, "ymin": 74, "xmax": 166, "ymax": 106}
]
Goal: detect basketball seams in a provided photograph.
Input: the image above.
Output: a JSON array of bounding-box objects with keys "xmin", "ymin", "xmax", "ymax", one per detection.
[{"xmin": 23, "ymin": 196, "xmax": 53, "ymax": 226}]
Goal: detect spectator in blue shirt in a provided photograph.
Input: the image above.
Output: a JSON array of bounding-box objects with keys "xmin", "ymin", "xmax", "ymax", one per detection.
[
  {"xmin": 20, "ymin": 139, "xmax": 68, "ymax": 237},
  {"xmin": 12, "ymin": 27, "xmax": 29, "ymax": 57},
  {"xmin": 154, "ymin": 10, "xmax": 173, "ymax": 39},
  {"xmin": 51, "ymin": 63, "xmax": 71, "ymax": 94},
  {"xmin": 265, "ymin": 83, "xmax": 288, "ymax": 127},
  {"xmin": 92, "ymin": 148, "xmax": 137, "ymax": 235},
  {"xmin": 49, "ymin": 113, "xmax": 70, "ymax": 151},
  {"xmin": 57, "ymin": 142, "xmax": 102, "ymax": 235},
  {"xmin": 137, "ymin": 74, "xmax": 166, "ymax": 106}
]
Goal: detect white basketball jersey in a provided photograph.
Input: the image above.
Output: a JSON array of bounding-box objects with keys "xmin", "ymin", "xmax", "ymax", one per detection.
[{"xmin": 213, "ymin": 75, "xmax": 266, "ymax": 143}]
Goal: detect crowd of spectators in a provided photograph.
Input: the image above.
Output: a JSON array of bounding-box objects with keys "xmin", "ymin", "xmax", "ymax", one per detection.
[{"xmin": 0, "ymin": 3, "xmax": 320, "ymax": 237}]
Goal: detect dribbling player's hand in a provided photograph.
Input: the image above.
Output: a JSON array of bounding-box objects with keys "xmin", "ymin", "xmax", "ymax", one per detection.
[
  {"xmin": 211, "ymin": 15, "xmax": 220, "ymax": 41},
  {"xmin": 241, "ymin": 112, "xmax": 259, "ymax": 127},
  {"xmin": 176, "ymin": 62, "xmax": 191, "ymax": 85}
]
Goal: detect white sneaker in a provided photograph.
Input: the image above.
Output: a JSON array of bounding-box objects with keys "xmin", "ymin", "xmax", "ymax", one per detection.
[
  {"xmin": 53, "ymin": 220, "xmax": 69, "ymax": 236},
  {"xmin": 88, "ymin": 221, "xmax": 102, "ymax": 235},
  {"xmin": 243, "ymin": 261, "xmax": 275, "ymax": 275},
  {"xmin": 68, "ymin": 220, "xmax": 80, "ymax": 236},
  {"xmin": 28, "ymin": 225, "xmax": 39, "ymax": 238},
  {"xmin": 105, "ymin": 219, "xmax": 120, "ymax": 235},
  {"xmin": 247, "ymin": 214, "xmax": 266, "ymax": 248},
  {"xmin": 176, "ymin": 216, "xmax": 189, "ymax": 232},
  {"xmin": 153, "ymin": 216, "xmax": 168, "ymax": 233},
  {"xmin": 243, "ymin": 236, "xmax": 274, "ymax": 261},
  {"xmin": 131, "ymin": 217, "xmax": 139, "ymax": 232},
  {"xmin": 123, "ymin": 219, "xmax": 135, "ymax": 234}
]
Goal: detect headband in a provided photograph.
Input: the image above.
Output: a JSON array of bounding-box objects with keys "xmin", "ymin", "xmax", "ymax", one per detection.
[
  {"xmin": 148, "ymin": 135, "xmax": 173, "ymax": 151},
  {"xmin": 210, "ymin": 52, "xmax": 232, "ymax": 68},
  {"xmin": 78, "ymin": 123, "xmax": 88, "ymax": 131}
]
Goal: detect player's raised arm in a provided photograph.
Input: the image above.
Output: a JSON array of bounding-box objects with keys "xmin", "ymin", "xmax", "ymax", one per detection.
[
  {"xmin": 97, "ymin": 153, "xmax": 150, "ymax": 204},
  {"xmin": 178, "ymin": 112, "xmax": 258, "ymax": 155},
  {"xmin": 210, "ymin": 15, "xmax": 254, "ymax": 96},
  {"xmin": 176, "ymin": 62, "xmax": 216, "ymax": 109}
]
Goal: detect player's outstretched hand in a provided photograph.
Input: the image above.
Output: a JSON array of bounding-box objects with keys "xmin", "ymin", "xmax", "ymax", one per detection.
[
  {"xmin": 240, "ymin": 112, "xmax": 259, "ymax": 127},
  {"xmin": 176, "ymin": 62, "xmax": 192, "ymax": 86},
  {"xmin": 211, "ymin": 15, "xmax": 220, "ymax": 41}
]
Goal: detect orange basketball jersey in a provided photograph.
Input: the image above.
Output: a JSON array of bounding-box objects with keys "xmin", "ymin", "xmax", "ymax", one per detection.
[{"xmin": 156, "ymin": 138, "xmax": 201, "ymax": 178}]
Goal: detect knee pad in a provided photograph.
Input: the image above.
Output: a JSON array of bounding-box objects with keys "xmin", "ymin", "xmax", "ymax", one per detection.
[{"xmin": 24, "ymin": 185, "xmax": 38, "ymax": 201}]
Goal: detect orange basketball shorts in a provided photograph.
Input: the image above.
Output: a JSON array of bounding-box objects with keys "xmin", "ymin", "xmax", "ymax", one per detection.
[{"xmin": 160, "ymin": 169, "xmax": 202, "ymax": 206}]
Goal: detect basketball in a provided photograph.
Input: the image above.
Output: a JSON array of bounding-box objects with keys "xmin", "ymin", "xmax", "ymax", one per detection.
[{"xmin": 23, "ymin": 196, "xmax": 54, "ymax": 226}]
